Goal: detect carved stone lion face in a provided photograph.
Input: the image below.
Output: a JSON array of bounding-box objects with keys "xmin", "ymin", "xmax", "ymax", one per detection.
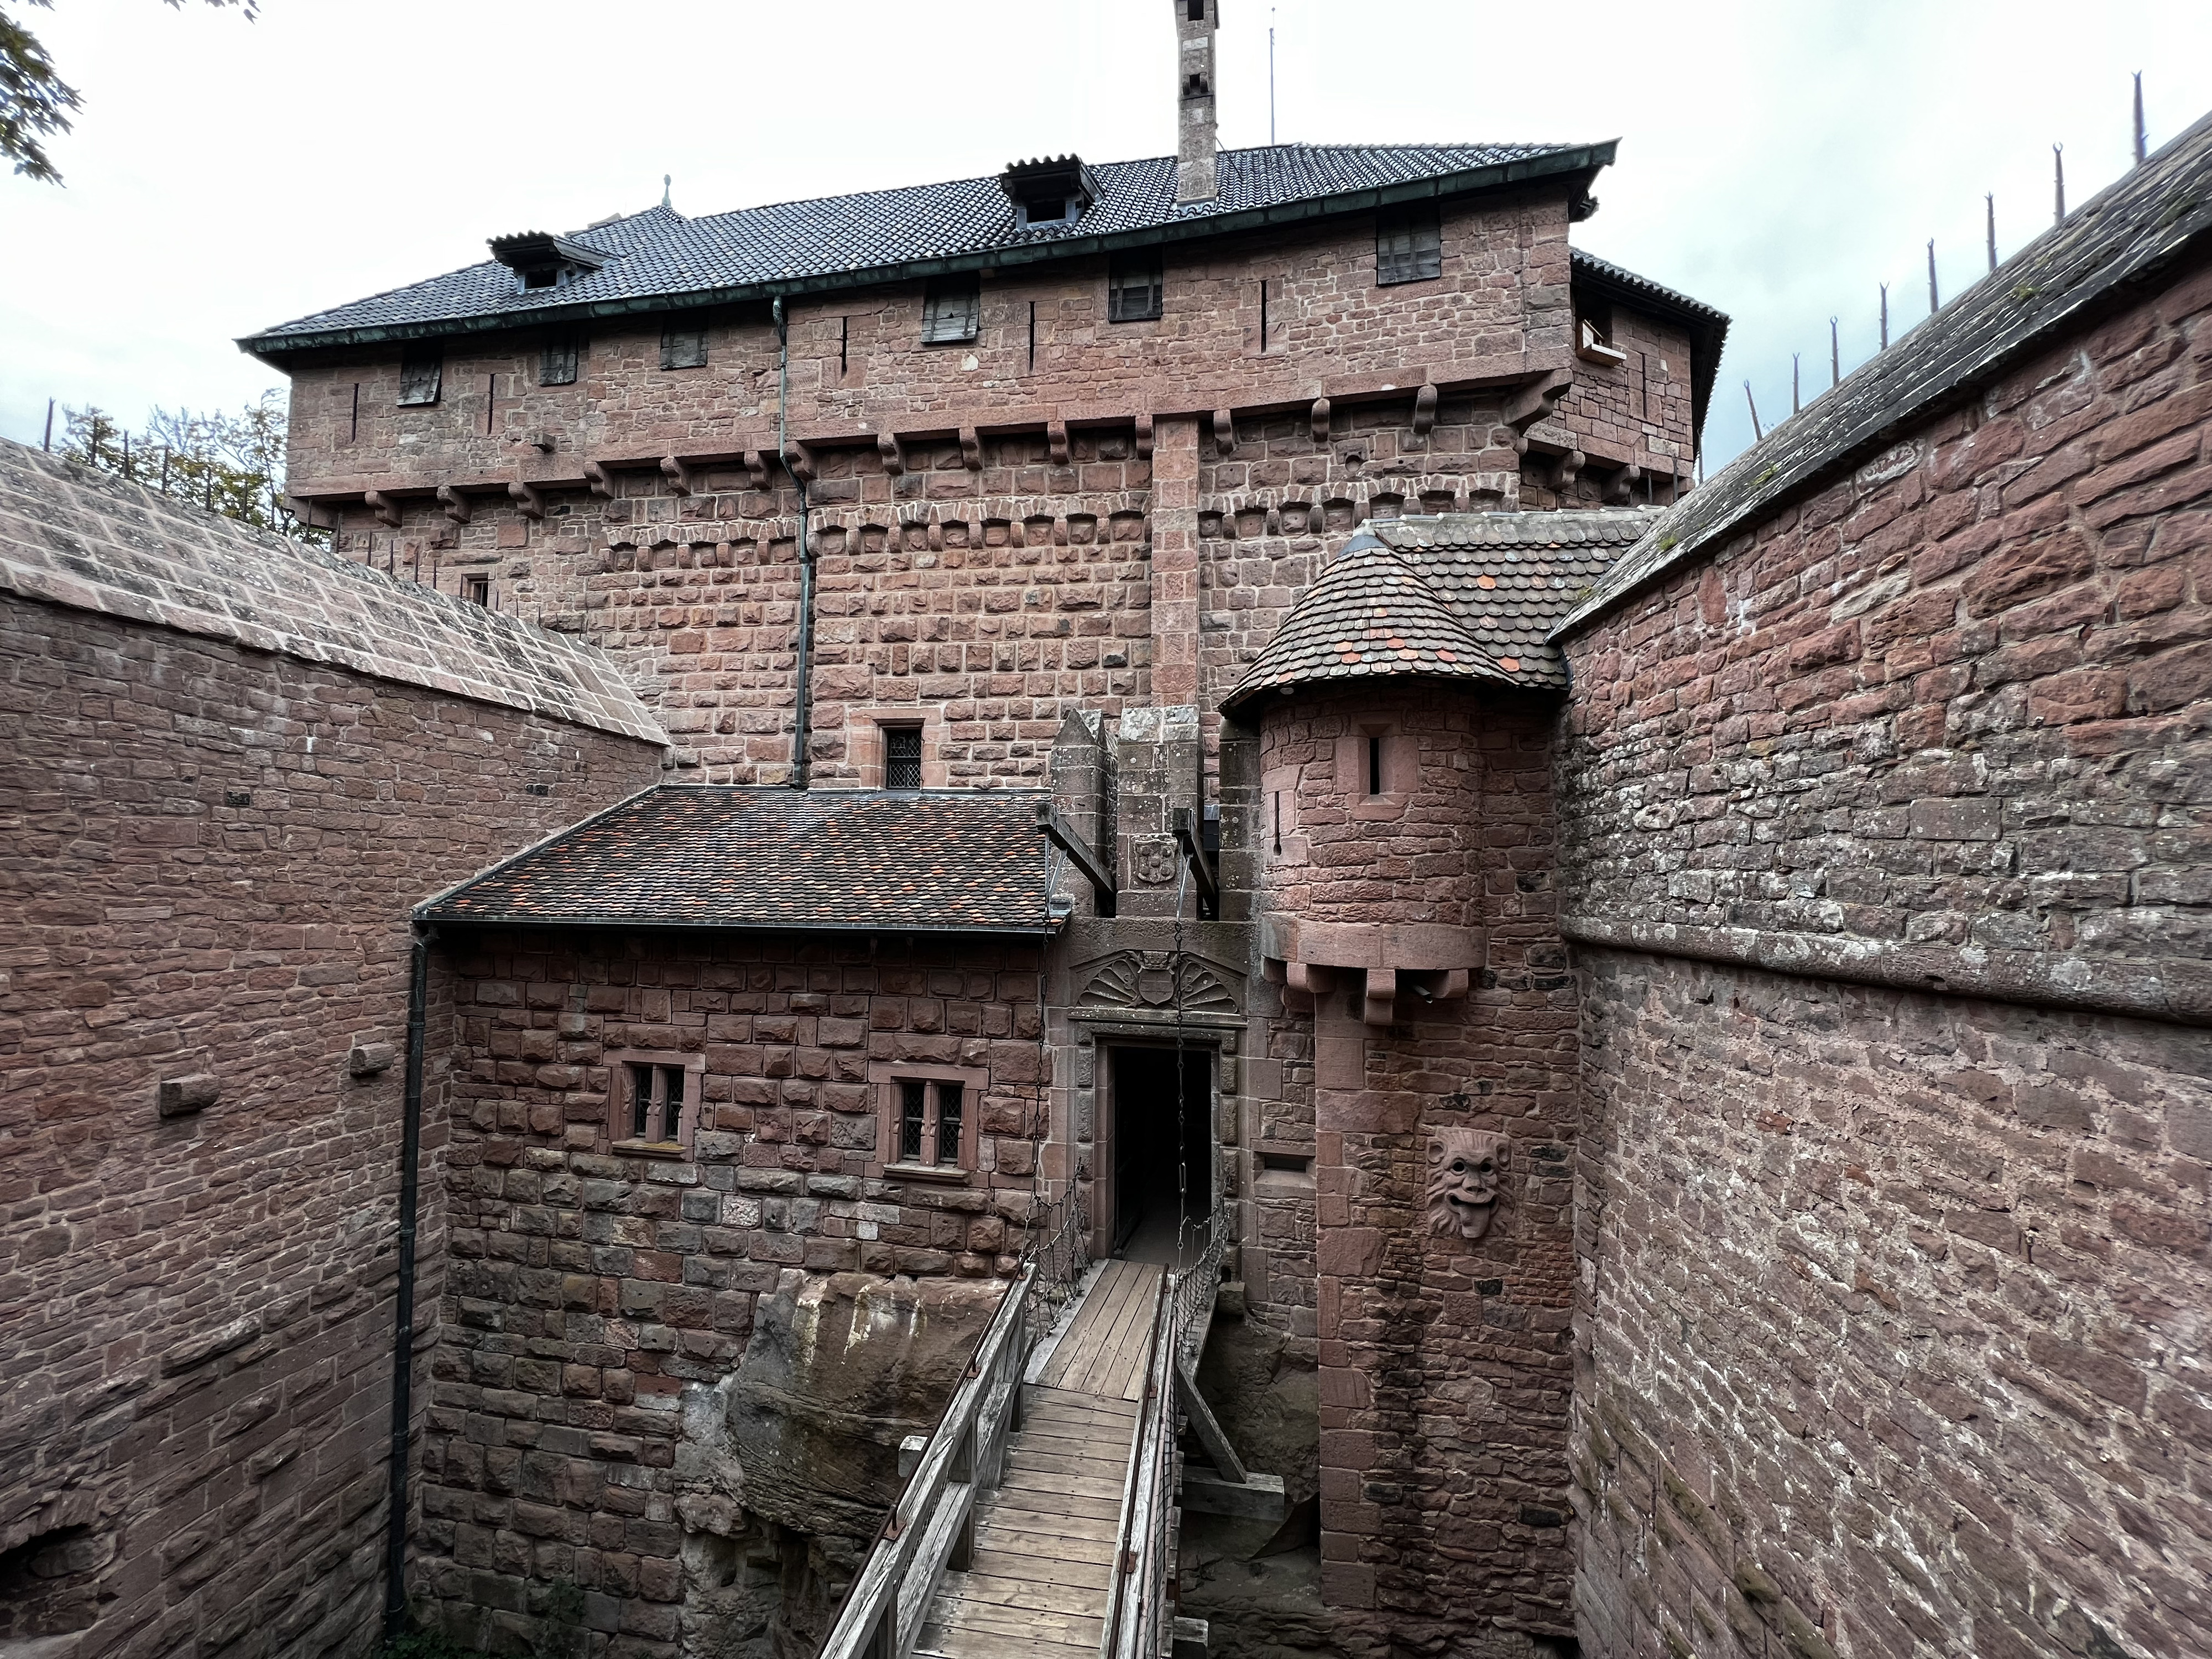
[{"xmin": 1427, "ymin": 1129, "xmax": 1508, "ymax": 1242}]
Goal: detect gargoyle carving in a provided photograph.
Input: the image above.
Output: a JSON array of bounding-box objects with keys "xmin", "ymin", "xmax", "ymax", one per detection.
[{"xmin": 1427, "ymin": 1128, "xmax": 1508, "ymax": 1243}]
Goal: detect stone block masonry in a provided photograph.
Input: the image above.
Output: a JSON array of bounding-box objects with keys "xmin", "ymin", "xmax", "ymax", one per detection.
[
  {"xmin": 0, "ymin": 448, "xmax": 667, "ymax": 1659},
  {"xmin": 419, "ymin": 929, "xmax": 1050, "ymax": 1655}
]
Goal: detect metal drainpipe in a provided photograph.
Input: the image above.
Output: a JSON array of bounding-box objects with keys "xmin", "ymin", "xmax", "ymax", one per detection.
[
  {"xmin": 778, "ymin": 295, "xmax": 815, "ymax": 790},
  {"xmin": 383, "ymin": 924, "xmax": 433, "ymax": 1642}
]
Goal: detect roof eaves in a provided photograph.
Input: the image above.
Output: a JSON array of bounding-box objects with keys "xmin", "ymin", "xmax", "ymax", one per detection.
[
  {"xmin": 417, "ymin": 914, "xmax": 1062, "ymax": 937},
  {"xmin": 236, "ymin": 144, "xmax": 1616, "ymax": 360}
]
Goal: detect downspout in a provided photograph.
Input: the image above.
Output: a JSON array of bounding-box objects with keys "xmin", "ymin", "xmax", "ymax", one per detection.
[
  {"xmin": 778, "ymin": 295, "xmax": 815, "ymax": 789},
  {"xmin": 383, "ymin": 924, "xmax": 433, "ymax": 1642}
]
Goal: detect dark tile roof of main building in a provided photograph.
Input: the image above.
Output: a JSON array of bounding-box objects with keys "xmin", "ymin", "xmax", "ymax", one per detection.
[
  {"xmin": 1221, "ymin": 509, "xmax": 1659, "ymax": 714},
  {"xmin": 239, "ymin": 141, "xmax": 1613, "ymax": 354},
  {"xmin": 418, "ymin": 786, "xmax": 1056, "ymax": 935}
]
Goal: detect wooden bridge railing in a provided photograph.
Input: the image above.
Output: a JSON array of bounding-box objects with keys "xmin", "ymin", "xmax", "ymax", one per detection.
[
  {"xmin": 817, "ymin": 1264, "xmax": 1036, "ymax": 1659},
  {"xmin": 1100, "ymin": 1269, "xmax": 1183, "ymax": 1659}
]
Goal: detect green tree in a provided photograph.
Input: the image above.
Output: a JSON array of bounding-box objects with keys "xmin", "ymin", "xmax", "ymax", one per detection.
[
  {"xmin": 4, "ymin": 0, "xmax": 254, "ymax": 184},
  {"xmin": 61, "ymin": 390, "xmax": 327, "ymax": 544}
]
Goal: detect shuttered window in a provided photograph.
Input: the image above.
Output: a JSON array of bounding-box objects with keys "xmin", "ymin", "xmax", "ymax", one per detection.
[
  {"xmin": 661, "ymin": 321, "xmax": 708, "ymax": 370},
  {"xmin": 1376, "ymin": 208, "xmax": 1443, "ymax": 285},
  {"xmin": 397, "ymin": 348, "xmax": 442, "ymax": 406},
  {"xmin": 922, "ymin": 275, "xmax": 980, "ymax": 344},
  {"xmin": 1108, "ymin": 254, "xmax": 1164, "ymax": 322}
]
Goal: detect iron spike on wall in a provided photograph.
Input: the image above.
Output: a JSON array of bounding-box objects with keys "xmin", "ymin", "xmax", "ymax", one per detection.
[
  {"xmin": 1743, "ymin": 382, "xmax": 1763, "ymax": 443},
  {"xmin": 1880, "ymin": 283, "xmax": 1889, "ymax": 350},
  {"xmin": 2054, "ymin": 143, "xmax": 2067, "ymax": 225},
  {"xmin": 1987, "ymin": 195, "xmax": 1997, "ymax": 272},
  {"xmin": 1830, "ymin": 318, "xmax": 1840, "ymax": 388},
  {"xmin": 2134, "ymin": 72, "xmax": 2147, "ymax": 166}
]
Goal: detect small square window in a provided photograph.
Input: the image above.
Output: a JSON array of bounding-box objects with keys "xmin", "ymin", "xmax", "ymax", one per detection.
[
  {"xmin": 1376, "ymin": 208, "xmax": 1442, "ymax": 286},
  {"xmin": 541, "ymin": 331, "xmax": 581, "ymax": 386},
  {"xmin": 922, "ymin": 276, "xmax": 980, "ymax": 345},
  {"xmin": 884, "ymin": 726, "xmax": 923, "ymax": 790},
  {"xmin": 1108, "ymin": 254, "xmax": 1163, "ymax": 322},
  {"xmin": 398, "ymin": 348, "xmax": 442, "ymax": 406},
  {"xmin": 661, "ymin": 321, "xmax": 708, "ymax": 370},
  {"xmin": 463, "ymin": 575, "xmax": 490, "ymax": 607},
  {"xmin": 624, "ymin": 1063, "xmax": 687, "ymax": 1141},
  {"xmin": 890, "ymin": 1077, "xmax": 970, "ymax": 1173},
  {"xmin": 606, "ymin": 1050, "xmax": 703, "ymax": 1154}
]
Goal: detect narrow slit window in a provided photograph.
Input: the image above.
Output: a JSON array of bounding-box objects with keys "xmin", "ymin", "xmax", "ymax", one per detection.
[
  {"xmin": 1376, "ymin": 207, "xmax": 1443, "ymax": 285},
  {"xmin": 935, "ymin": 1082, "xmax": 963, "ymax": 1166},
  {"xmin": 540, "ymin": 331, "xmax": 580, "ymax": 386},
  {"xmin": 1272, "ymin": 792, "xmax": 1282, "ymax": 854},
  {"xmin": 921, "ymin": 275, "xmax": 980, "ymax": 344},
  {"xmin": 1368, "ymin": 735, "xmax": 1383, "ymax": 796},
  {"xmin": 884, "ymin": 726, "xmax": 923, "ymax": 790},
  {"xmin": 899, "ymin": 1079, "xmax": 927, "ymax": 1162},
  {"xmin": 1108, "ymin": 254, "xmax": 1164, "ymax": 322},
  {"xmin": 661, "ymin": 320, "xmax": 708, "ymax": 370},
  {"xmin": 398, "ymin": 348, "xmax": 442, "ymax": 406}
]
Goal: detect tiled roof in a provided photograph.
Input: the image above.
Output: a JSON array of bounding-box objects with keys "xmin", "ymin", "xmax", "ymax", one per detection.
[
  {"xmin": 1569, "ymin": 249, "xmax": 1730, "ymax": 444},
  {"xmin": 417, "ymin": 786, "xmax": 1057, "ymax": 934},
  {"xmin": 1222, "ymin": 510, "xmax": 1659, "ymax": 713},
  {"xmin": 0, "ymin": 441, "xmax": 666, "ymax": 747},
  {"xmin": 1221, "ymin": 541, "xmax": 1510, "ymax": 715},
  {"xmin": 240, "ymin": 141, "xmax": 1610, "ymax": 353},
  {"xmin": 1555, "ymin": 106, "xmax": 2212, "ymax": 639}
]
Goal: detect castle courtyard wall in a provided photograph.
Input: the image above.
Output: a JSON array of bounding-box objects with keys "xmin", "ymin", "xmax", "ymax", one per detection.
[
  {"xmin": 1556, "ymin": 239, "xmax": 2212, "ymax": 1657},
  {"xmin": 0, "ymin": 568, "xmax": 664, "ymax": 1659}
]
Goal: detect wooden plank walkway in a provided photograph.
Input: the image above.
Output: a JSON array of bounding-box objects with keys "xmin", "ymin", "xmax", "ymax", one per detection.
[{"xmin": 915, "ymin": 1260, "xmax": 1165, "ymax": 1659}]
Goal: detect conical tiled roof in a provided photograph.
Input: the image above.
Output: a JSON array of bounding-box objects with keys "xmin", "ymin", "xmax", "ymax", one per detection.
[{"xmin": 1221, "ymin": 540, "xmax": 1513, "ymax": 716}]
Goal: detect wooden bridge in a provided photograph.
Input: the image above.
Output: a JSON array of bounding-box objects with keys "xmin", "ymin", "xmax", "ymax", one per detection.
[{"xmin": 817, "ymin": 1244, "xmax": 1271, "ymax": 1659}]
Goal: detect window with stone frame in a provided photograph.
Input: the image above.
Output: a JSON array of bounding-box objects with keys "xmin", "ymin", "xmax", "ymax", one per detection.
[
  {"xmin": 1375, "ymin": 206, "xmax": 1443, "ymax": 285},
  {"xmin": 397, "ymin": 347, "xmax": 442, "ymax": 406},
  {"xmin": 661, "ymin": 319, "xmax": 709, "ymax": 370},
  {"xmin": 921, "ymin": 275, "xmax": 981, "ymax": 344},
  {"xmin": 540, "ymin": 330, "xmax": 581, "ymax": 386},
  {"xmin": 606, "ymin": 1050, "xmax": 705, "ymax": 1153},
  {"xmin": 1108, "ymin": 253, "xmax": 1164, "ymax": 322},
  {"xmin": 883, "ymin": 724, "xmax": 924, "ymax": 790},
  {"xmin": 874, "ymin": 1063, "xmax": 984, "ymax": 1180}
]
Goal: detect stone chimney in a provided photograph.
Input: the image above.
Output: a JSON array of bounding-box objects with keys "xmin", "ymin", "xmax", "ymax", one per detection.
[{"xmin": 1175, "ymin": 0, "xmax": 1219, "ymax": 204}]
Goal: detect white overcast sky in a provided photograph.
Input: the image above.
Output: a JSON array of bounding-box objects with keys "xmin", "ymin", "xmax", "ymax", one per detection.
[{"xmin": 4, "ymin": 0, "xmax": 2210, "ymax": 468}]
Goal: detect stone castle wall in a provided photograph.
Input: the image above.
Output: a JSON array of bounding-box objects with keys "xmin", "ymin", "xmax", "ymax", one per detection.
[
  {"xmin": 1556, "ymin": 241, "xmax": 2212, "ymax": 1656},
  {"xmin": 419, "ymin": 928, "xmax": 1050, "ymax": 1655},
  {"xmin": 1249, "ymin": 685, "xmax": 1580, "ymax": 1652},
  {"xmin": 0, "ymin": 562, "xmax": 662, "ymax": 1659}
]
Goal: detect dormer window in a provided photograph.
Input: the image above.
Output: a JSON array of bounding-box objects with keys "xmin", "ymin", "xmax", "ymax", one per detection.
[
  {"xmin": 999, "ymin": 154, "xmax": 1098, "ymax": 231},
  {"xmin": 487, "ymin": 230, "xmax": 608, "ymax": 295}
]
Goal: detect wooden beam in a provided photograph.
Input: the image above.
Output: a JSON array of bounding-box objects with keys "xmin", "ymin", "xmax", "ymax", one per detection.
[
  {"xmin": 1173, "ymin": 1364, "xmax": 1245, "ymax": 1485},
  {"xmin": 1171, "ymin": 807, "xmax": 1217, "ymax": 906},
  {"xmin": 1036, "ymin": 801, "xmax": 1116, "ymax": 916}
]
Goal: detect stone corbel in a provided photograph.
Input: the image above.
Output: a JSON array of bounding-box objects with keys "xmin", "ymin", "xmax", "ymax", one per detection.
[
  {"xmin": 959, "ymin": 426, "xmax": 983, "ymax": 471},
  {"xmin": 1361, "ymin": 967, "xmax": 1397, "ymax": 1027},
  {"xmin": 582, "ymin": 460, "xmax": 618, "ymax": 499},
  {"xmin": 1280, "ymin": 961, "xmax": 1335, "ymax": 1014},
  {"xmin": 877, "ymin": 432, "xmax": 906, "ymax": 476},
  {"xmin": 1504, "ymin": 368, "xmax": 1573, "ymax": 432},
  {"xmin": 1047, "ymin": 419, "xmax": 1070, "ymax": 467},
  {"xmin": 284, "ymin": 495, "xmax": 338, "ymax": 531},
  {"xmin": 436, "ymin": 484, "xmax": 471, "ymax": 525},
  {"xmin": 508, "ymin": 480, "xmax": 545, "ymax": 520},
  {"xmin": 363, "ymin": 489, "xmax": 401, "ymax": 528},
  {"xmin": 1134, "ymin": 413, "xmax": 1155, "ymax": 458},
  {"xmin": 660, "ymin": 455, "xmax": 694, "ymax": 495},
  {"xmin": 1412, "ymin": 382, "xmax": 1438, "ymax": 438},
  {"xmin": 742, "ymin": 450, "xmax": 770, "ymax": 490},
  {"xmin": 1604, "ymin": 462, "xmax": 1644, "ymax": 506},
  {"xmin": 1548, "ymin": 448, "xmax": 1585, "ymax": 491},
  {"xmin": 1310, "ymin": 398, "xmax": 1331, "ymax": 445},
  {"xmin": 1213, "ymin": 408, "xmax": 1237, "ymax": 456},
  {"xmin": 781, "ymin": 443, "xmax": 816, "ymax": 486}
]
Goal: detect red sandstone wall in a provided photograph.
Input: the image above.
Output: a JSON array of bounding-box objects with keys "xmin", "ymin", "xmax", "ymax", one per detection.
[
  {"xmin": 421, "ymin": 930, "xmax": 1048, "ymax": 1653},
  {"xmin": 1556, "ymin": 251, "xmax": 2212, "ymax": 1655},
  {"xmin": 1252, "ymin": 686, "xmax": 1579, "ymax": 1652},
  {"xmin": 279, "ymin": 197, "xmax": 1578, "ymax": 498},
  {"xmin": 0, "ymin": 601, "xmax": 663, "ymax": 1659}
]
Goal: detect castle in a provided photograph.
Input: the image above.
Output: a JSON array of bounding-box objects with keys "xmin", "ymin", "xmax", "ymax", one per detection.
[{"xmin": 3, "ymin": 7, "xmax": 2208, "ymax": 1659}]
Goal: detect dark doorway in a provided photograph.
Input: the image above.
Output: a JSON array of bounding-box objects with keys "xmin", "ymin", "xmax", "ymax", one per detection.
[{"xmin": 1109, "ymin": 1045, "xmax": 1213, "ymax": 1261}]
